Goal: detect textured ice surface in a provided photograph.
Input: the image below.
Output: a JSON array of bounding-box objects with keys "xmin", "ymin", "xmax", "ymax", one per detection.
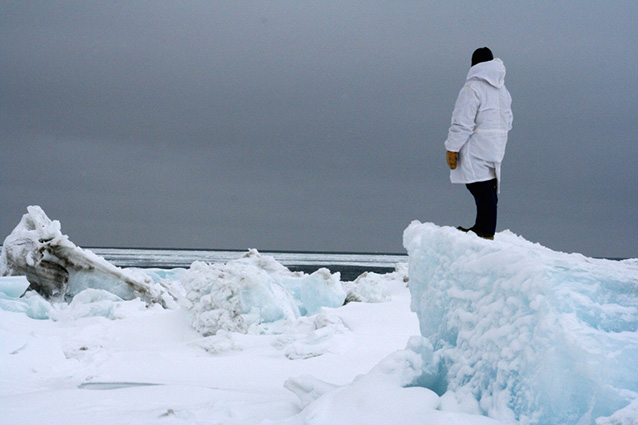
[
  {"xmin": 343, "ymin": 269, "xmax": 406, "ymax": 303},
  {"xmin": 0, "ymin": 276, "xmax": 149, "ymax": 321},
  {"xmin": 403, "ymin": 222, "xmax": 638, "ymax": 425},
  {"xmin": 180, "ymin": 250, "xmax": 346, "ymax": 335},
  {"xmin": 181, "ymin": 260, "xmax": 298, "ymax": 335},
  {"xmin": 0, "ymin": 276, "xmax": 30, "ymax": 298},
  {"xmin": 280, "ymin": 336, "xmax": 503, "ymax": 425},
  {"xmin": 1, "ymin": 206, "xmax": 173, "ymax": 306},
  {"xmin": 0, "ymin": 276, "xmax": 53, "ymax": 319},
  {"xmin": 280, "ymin": 268, "xmax": 345, "ymax": 316}
]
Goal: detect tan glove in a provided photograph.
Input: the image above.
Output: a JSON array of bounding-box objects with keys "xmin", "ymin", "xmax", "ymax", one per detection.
[{"xmin": 446, "ymin": 150, "xmax": 458, "ymax": 170}]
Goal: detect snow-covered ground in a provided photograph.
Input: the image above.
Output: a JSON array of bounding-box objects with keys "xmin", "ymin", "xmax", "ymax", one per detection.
[
  {"xmin": 1, "ymin": 207, "xmax": 637, "ymax": 425},
  {"xmin": 0, "ymin": 271, "xmax": 423, "ymax": 425}
]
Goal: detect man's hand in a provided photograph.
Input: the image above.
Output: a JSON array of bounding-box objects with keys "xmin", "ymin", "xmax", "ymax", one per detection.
[{"xmin": 446, "ymin": 150, "xmax": 458, "ymax": 170}]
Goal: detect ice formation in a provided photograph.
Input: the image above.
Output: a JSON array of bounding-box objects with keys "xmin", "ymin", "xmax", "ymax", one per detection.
[
  {"xmin": 0, "ymin": 275, "xmax": 151, "ymax": 321},
  {"xmin": 403, "ymin": 221, "xmax": 638, "ymax": 425},
  {"xmin": 180, "ymin": 249, "xmax": 346, "ymax": 335},
  {"xmin": 0, "ymin": 276, "xmax": 48, "ymax": 318},
  {"xmin": 0, "ymin": 207, "xmax": 389, "ymax": 337},
  {"xmin": 343, "ymin": 270, "xmax": 404, "ymax": 303},
  {"xmin": 4, "ymin": 207, "xmax": 636, "ymax": 424},
  {"xmin": 283, "ymin": 341, "xmax": 443, "ymax": 424},
  {"xmin": 282, "ymin": 223, "xmax": 637, "ymax": 425},
  {"xmin": 1, "ymin": 206, "xmax": 174, "ymax": 306},
  {"xmin": 281, "ymin": 337, "xmax": 502, "ymax": 425}
]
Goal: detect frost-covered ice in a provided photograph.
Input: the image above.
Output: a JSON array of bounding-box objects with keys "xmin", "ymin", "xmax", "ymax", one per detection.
[
  {"xmin": 343, "ymin": 269, "xmax": 406, "ymax": 303},
  {"xmin": 0, "ymin": 206, "xmax": 174, "ymax": 306},
  {"xmin": 182, "ymin": 256, "xmax": 300, "ymax": 335},
  {"xmin": 278, "ymin": 336, "xmax": 503, "ymax": 425},
  {"xmin": 180, "ymin": 249, "xmax": 346, "ymax": 335},
  {"xmin": 404, "ymin": 221, "xmax": 638, "ymax": 425},
  {"xmin": 1, "ymin": 210, "xmax": 637, "ymax": 425}
]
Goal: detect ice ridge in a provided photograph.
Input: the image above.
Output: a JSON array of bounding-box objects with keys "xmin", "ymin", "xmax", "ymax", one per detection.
[{"xmin": 404, "ymin": 221, "xmax": 638, "ymax": 425}]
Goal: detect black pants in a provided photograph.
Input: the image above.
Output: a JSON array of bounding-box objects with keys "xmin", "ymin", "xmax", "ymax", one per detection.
[{"xmin": 466, "ymin": 178, "xmax": 498, "ymax": 237}]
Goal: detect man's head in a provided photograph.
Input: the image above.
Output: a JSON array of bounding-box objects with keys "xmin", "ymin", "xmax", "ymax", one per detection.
[{"xmin": 471, "ymin": 47, "xmax": 494, "ymax": 67}]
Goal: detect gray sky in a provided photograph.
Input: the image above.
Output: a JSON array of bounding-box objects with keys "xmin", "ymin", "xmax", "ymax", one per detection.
[{"xmin": 2, "ymin": 1, "xmax": 637, "ymax": 258}]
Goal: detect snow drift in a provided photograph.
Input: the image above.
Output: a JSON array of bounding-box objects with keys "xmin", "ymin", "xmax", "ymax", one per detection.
[{"xmin": 403, "ymin": 221, "xmax": 638, "ymax": 425}]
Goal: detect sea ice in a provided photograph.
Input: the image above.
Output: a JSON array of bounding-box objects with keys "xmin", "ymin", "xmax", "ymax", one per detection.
[
  {"xmin": 0, "ymin": 275, "xmax": 30, "ymax": 298},
  {"xmin": 281, "ymin": 224, "xmax": 637, "ymax": 425},
  {"xmin": 0, "ymin": 276, "xmax": 54, "ymax": 319},
  {"xmin": 280, "ymin": 268, "xmax": 345, "ymax": 316},
  {"xmin": 4, "ymin": 208, "xmax": 636, "ymax": 424},
  {"xmin": 180, "ymin": 250, "xmax": 347, "ymax": 336},
  {"xmin": 343, "ymin": 270, "xmax": 398, "ymax": 303},
  {"xmin": 403, "ymin": 221, "xmax": 638, "ymax": 425},
  {"xmin": 0, "ymin": 276, "xmax": 151, "ymax": 321},
  {"xmin": 0, "ymin": 206, "xmax": 174, "ymax": 306},
  {"xmin": 279, "ymin": 336, "xmax": 502, "ymax": 425},
  {"xmin": 181, "ymin": 259, "xmax": 300, "ymax": 335}
]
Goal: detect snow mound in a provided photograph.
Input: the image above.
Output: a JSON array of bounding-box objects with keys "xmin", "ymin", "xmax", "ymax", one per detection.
[
  {"xmin": 277, "ymin": 311, "xmax": 352, "ymax": 360},
  {"xmin": 403, "ymin": 221, "xmax": 638, "ymax": 425},
  {"xmin": 180, "ymin": 250, "xmax": 346, "ymax": 335},
  {"xmin": 280, "ymin": 337, "xmax": 502, "ymax": 425},
  {"xmin": 344, "ymin": 269, "xmax": 404, "ymax": 303}
]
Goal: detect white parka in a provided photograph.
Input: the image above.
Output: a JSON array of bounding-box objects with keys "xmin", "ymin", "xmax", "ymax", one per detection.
[{"xmin": 444, "ymin": 58, "xmax": 513, "ymax": 190}]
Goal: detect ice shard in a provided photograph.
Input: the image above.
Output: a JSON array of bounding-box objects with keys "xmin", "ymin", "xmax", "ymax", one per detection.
[{"xmin": 1, "ymin": 206, "xmax": 172, "ymax": 306}]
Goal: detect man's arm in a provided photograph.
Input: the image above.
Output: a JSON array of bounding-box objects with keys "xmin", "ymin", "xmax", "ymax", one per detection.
[{"xmin": 444, "ymin": 84, "xmax": 480, "ymax": 153}]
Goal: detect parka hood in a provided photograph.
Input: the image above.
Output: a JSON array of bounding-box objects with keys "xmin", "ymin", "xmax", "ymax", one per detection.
[{"xmin": 466, "ymin": 58, "xmax": 506, "ymax": 88}]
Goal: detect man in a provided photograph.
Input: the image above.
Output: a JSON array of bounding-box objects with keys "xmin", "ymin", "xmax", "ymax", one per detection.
[{"xmin": 445, "ymin": 47, "xmax": 513, "ymax": 239}]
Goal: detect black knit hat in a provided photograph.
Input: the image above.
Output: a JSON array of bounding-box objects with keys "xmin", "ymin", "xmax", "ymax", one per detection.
[{"xmin": 471, "ymin": 47, "xmax": 494, "ymax": 66}]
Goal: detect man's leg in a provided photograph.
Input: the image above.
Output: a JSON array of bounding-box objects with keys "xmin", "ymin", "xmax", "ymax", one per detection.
[{"xmin": 466, "ymin": 179, "xmax": 498, "ymax": 238}]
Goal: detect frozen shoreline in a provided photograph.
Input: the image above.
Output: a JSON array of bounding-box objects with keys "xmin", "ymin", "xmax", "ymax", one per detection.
[
  {"xmin": 2, "ymin": 207, "xmax": 636, "ymax": 424},
  {"xmin": 87, "ymin": 247, "xmax": 408, "ymax": 268},
  {"xmin": 88, "ymin": 247, "xmax": 407, "ymax": 281}
]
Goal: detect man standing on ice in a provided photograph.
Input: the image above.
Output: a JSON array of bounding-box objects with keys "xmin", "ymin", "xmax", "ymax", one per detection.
[{"xmin": 445, "ymin": 47, "xmax": 513, "ymax": 240}]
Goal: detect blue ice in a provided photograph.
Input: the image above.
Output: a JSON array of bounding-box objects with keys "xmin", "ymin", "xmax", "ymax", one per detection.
[{"xmin": 404, "ymin": 222, "xmax": 638, "ymax": 425}]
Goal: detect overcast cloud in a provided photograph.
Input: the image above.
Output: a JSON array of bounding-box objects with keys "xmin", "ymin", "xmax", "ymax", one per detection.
[{"xmin": 1, "ymin": 1, "xmax": 637, "ymax": 258}]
